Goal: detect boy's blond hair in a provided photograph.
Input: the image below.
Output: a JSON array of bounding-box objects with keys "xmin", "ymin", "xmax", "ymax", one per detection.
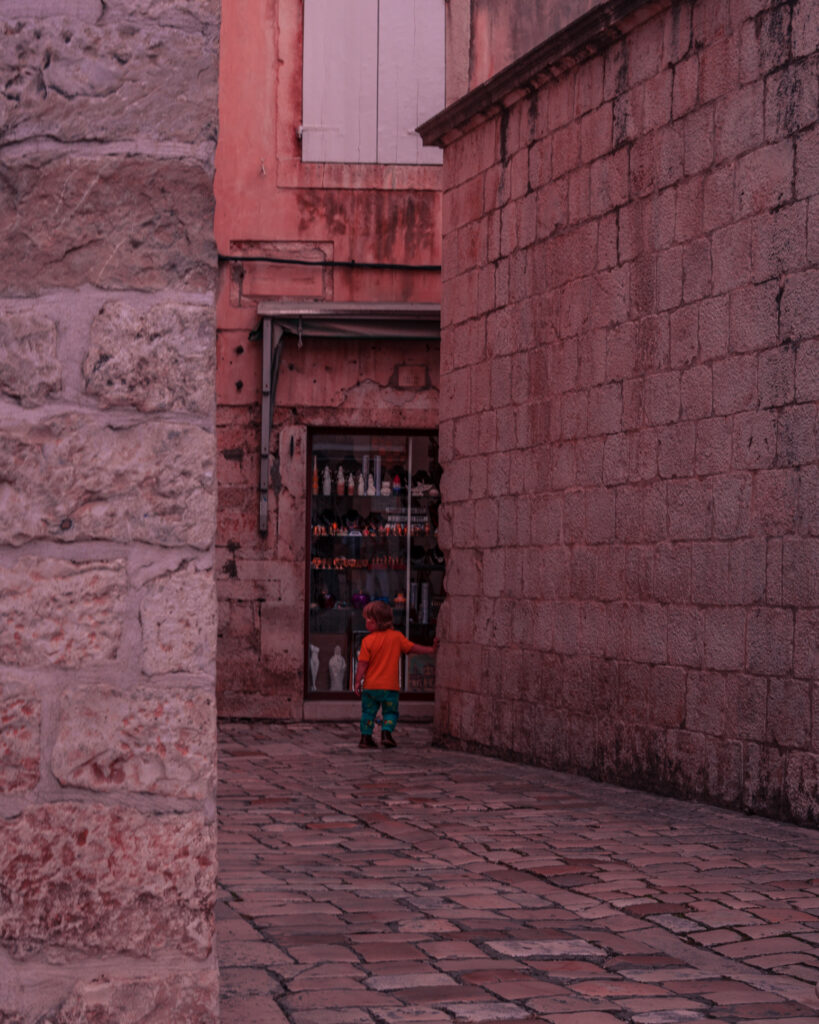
[{"xmin": 363, "ymin": 600, "xmax": 394, "ymax": 630}]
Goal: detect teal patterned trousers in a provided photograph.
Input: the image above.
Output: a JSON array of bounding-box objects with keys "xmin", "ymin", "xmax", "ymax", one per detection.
[{"xmin": 360, "ymin": 689, "xmax": 400, "ymax": 736}]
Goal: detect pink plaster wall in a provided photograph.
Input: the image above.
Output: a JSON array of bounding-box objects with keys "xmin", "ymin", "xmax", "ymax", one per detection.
[
  {"xmin": 467, "ymin": 0, "xmax": 602, "ymax": 92},
  {"xmin": 433, "ymin": 0, "xmax": 819, "ymax": 823},
  {"xmin": 215, "ymin": 0, "xmax": 442, "ymax": 718}
]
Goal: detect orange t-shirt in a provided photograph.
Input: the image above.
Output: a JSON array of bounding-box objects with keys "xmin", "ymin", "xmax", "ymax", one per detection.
[{"xmin": 358, "ymin": 628, "xmax": 414, "ymax": 691}]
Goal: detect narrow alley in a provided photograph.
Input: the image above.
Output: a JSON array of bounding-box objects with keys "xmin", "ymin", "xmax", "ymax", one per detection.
[{"xmin": 217, "ymin": 722, "xmax": 819, "ymax": 1023}]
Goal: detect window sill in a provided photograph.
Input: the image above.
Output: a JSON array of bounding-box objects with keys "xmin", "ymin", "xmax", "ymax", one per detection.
[{"xmin": 277, "ymin": 155, "xmax": 442, "ymax": 193}]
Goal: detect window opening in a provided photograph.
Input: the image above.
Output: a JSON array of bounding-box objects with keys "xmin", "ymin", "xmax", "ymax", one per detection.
[{"xmin": 301, "ymin": 0, "xmax": 445, "ymax": 164}]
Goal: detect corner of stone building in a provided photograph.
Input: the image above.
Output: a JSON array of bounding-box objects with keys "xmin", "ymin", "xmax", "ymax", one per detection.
[
  {"xmin": 429, "ymin": 0, "xmax": 819, "ymax": 825},
  {"xmin": 0, "ymin": 1, "xmax": 221, "ymax": 1021}
]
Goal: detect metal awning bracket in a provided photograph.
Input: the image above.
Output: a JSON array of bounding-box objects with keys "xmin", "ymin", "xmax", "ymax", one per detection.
[{"xmin": 258, "ymin": 320, "xmax": 284, "ymax": 534}]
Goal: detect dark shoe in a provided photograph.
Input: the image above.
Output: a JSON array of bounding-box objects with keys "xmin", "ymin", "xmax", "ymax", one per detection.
[
  {"xmin": 359, "ymin": 735, "xmax": 376, "ymax": 748},
  {"xmin": 381, "ymin": 731, "xmax": 396, "ymax": 748}
]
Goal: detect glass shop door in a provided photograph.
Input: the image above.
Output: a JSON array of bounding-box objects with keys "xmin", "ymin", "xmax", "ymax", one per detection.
[{"xmin": 306, "ymin": 430, "xmax": 444, "ymax": 697}]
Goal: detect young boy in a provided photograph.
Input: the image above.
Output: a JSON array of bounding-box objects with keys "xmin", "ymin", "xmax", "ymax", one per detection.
[{"xmin": 354, "ymin": 600, "xmax": 438, "ymax": 748}]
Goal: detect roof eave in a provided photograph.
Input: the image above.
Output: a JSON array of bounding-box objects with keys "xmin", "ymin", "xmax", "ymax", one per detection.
[{"xmin": 418, "ymin": 0, "xmax": 663, "ymax": 148}]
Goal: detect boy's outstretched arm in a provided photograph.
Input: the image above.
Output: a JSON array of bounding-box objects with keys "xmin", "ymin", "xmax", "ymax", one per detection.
[{"xmin": 409, "ymin": 637, "xmax": 439, "ymax": 656}]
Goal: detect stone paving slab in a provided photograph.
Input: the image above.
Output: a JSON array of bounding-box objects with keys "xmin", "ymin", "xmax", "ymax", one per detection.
[{"xmin": 217, "ymin": 722, "xmax": 819, "ymax": 1023}]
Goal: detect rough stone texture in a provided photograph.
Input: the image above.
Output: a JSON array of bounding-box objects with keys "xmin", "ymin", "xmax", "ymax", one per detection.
[
  {"xmin": 0, "ymin": 558, "xmax": 125, "ymax": 668},
  {"xmin": 141, "ymin": 566, "xmax": 217, "ymax": 676},
  {"xmin": 0, "ymin": 153, "xmax": 216, "ymax": 296},
  {"xmin": 52, "ymin": 686, "xmax": 216, "ymax": 799},
  {"xmin": 0, "ymin": 416, "xmax": 215, "ymax": 549},
  {"xmin": 432, "ymin": 0, "xmax": 819, "ymax": 823},
  {"xmin": 53, "ymin": 973, "xmax": 219, "ymax": 1024},
  {"xmin": 84, "ymin": 302, "xmax": 215, "ymax": 415},
  {"xmin": 0, "ymin": 0, "xmax": 219, "ymax": 1012},
  {"xmin": 0, "ymin": 803, "xmax": 215, "ymax": 960},
  {"xmin": 0, "ymin": 696, "xmax": 40, "ymax": 793},
  {"xmin": 0, "ymin": 311, "xmax": 62, "ymax": 407},
  {"xmin": 0, "ymin": 6, "xmax": 219, "ymax": 147}
]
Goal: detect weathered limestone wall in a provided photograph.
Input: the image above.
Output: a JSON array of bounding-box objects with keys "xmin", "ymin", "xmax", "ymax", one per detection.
[
  {"xmin": 430, "ymin": 0, "xmax": 819, "ymax": 823},
  {"xmin": 0, "ymin": 1, "xmax": 220, "ymax": 1020}
]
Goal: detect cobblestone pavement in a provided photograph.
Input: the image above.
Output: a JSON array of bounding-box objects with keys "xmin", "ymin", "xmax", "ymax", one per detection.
[{"xmin": 217, "ymin": 721, "xmax": 819, "ymax": 1024}]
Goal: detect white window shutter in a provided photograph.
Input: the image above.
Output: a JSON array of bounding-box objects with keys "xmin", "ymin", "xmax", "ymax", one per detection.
[
  {"xmin": 302, "ymin": 0, "xmax": 379, "ymax": 163},
  {"xmin": 377, "ymin": 0, "xmax": 444, "ymax": 165}
]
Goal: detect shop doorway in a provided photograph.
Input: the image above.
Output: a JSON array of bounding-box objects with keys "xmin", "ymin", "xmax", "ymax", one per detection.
[{"xmin": 307, "ymin": 429, "xmax": 444, "ymax": 699}]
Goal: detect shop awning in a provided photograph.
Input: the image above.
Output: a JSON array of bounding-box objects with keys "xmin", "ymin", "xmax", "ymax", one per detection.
[
  {"xmin": 256, "ymin": 301, "xmax": 440, "ymax": 341},
  {"xmin": 255, "ymin": 302, "xmax": 441, "ymax": 533}
]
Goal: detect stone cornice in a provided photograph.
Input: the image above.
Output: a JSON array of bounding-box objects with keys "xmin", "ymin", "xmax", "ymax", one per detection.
[{"xmin": 419, "ymin": 0, "xmax": 665, "ymax": 147}]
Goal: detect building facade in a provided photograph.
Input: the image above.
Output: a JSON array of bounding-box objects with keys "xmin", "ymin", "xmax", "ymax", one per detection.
[
  {"xmin": 423, "ymin": 0, "xmax": 819, "ymax": 823},
  {"xmin": 215, "ymin": 0, "xmax": 448, "ymax": 721}
]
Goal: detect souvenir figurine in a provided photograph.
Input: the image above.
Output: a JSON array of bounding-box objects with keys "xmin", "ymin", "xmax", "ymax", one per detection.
[
  {"xmin": 322, "ymin": 465, "xmax": 332, "ymax": 496},
  {"xmin": 328, "ymin": 645, "xmax": 346, "ymax": 691},
  {"xmin": 347, "ymin": 472, "xmax": 355, "ymax": 495},
  {"xmin": 367, "ymin": 473, "xmax": 376, "ymax": 496},
  {"xmin": 357, "ymin": 471, "xmax": 365, "ymax": 496},
  {"xmin": 336, "ymin": 465, "xmax": 345, "ymax": 496}
]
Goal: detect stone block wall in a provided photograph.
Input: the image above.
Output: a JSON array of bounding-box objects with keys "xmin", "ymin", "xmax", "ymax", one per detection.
[
  {"xmin": 0, "ymin": 2, "xmax": 219, "ymax": 1020},
  {"xmin": 432, "ymin": 0, "xmax": 818, "ymax": 822}
]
